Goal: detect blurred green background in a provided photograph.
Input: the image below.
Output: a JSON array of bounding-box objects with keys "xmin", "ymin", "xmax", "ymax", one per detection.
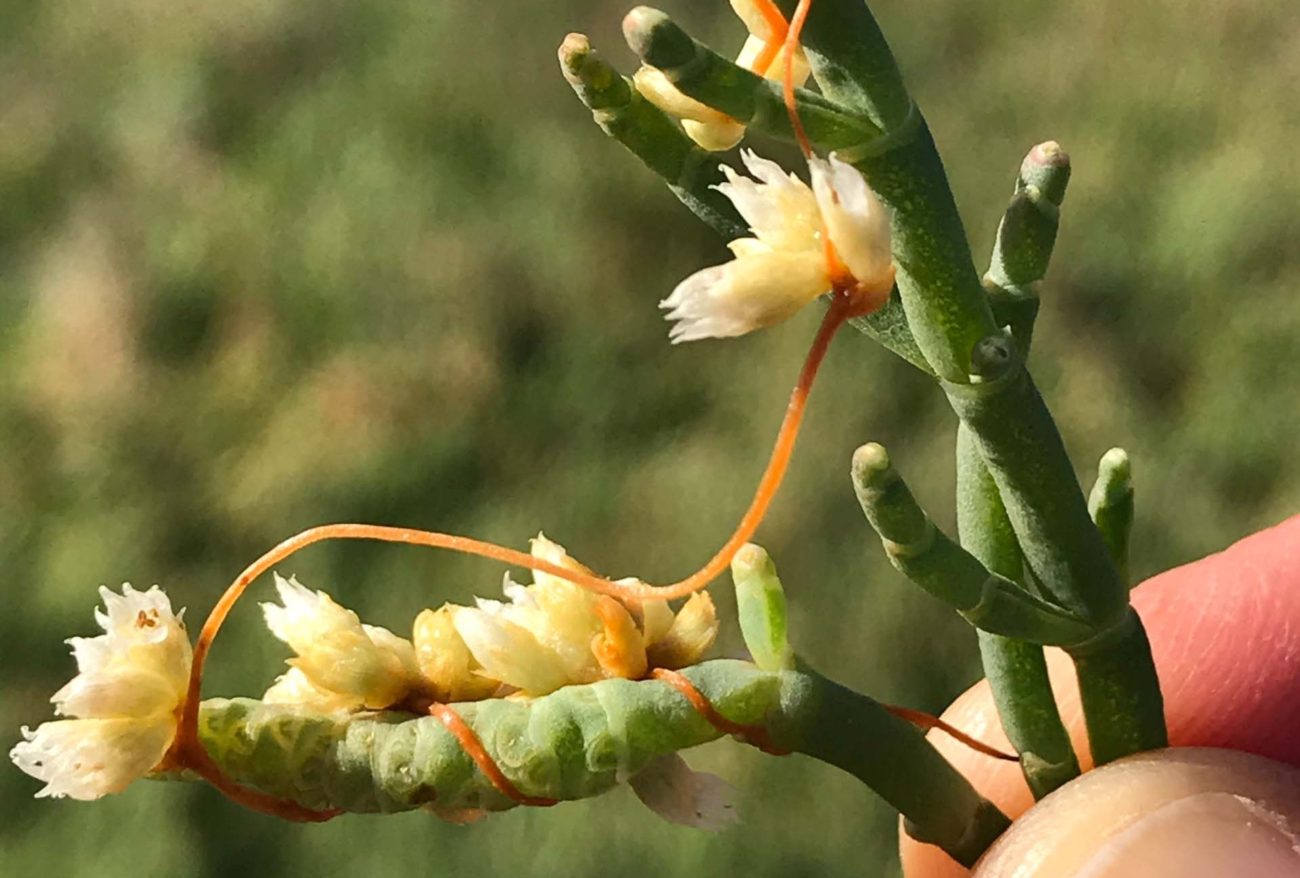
[{"xmin": 3, "ymin": 0, "xmax": 1297, "ymax": 874}]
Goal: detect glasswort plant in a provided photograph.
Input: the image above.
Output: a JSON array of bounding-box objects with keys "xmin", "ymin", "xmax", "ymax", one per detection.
[{"xmin": 12, "ymin": 0, "xmax": 1172, "ymax": 868}]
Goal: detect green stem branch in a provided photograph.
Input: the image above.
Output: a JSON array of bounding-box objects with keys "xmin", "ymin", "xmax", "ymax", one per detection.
[
  {"xmin": 851, "ymin": 443, "xmax": 1093, "ymax": 646},
  {"xmin": 622, "ymin": 7, "xmax": 880, "ymax": 151},
  {"xmin": 960, "ymin": 144, "xmax": 1079, "ymax": 799},
  {"xmin": 776, "ymin": 665, "xmax": 1011, "ymax": 867},
  {"xmin": 559, "ymin": 33, "xmax": 747, "ymax": 239}
]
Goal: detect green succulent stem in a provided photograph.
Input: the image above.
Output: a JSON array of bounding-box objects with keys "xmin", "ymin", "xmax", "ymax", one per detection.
[
  {"xmin": 1070, "ymin": 609, "xmax": 1167, "ymax": 764},
  {"xmin": 778, "ymin": 665, "xmax": 1011, "ymax": 867},
  {"xmin": 945, "ymin": 338, "xmax": 1166, "ymax": 761},
  {"xmin": 959, "ymin": 144, "xmax": 1079, "ymax": 799},
  {"xmin": 559, "ymin": 33, "xmax": 747, "ymax": 239},
  {"xmin": 943, "ymin": 339, "xmax": 1127, "ymax": 625},
  {"xmin": 850, "ymin": 443, "xmax": 1093, "ymax": 646},
  {"xmin": 185, "ymin": 661, "xmax": 1008, "ymax": 866},
  {"xmin": 621, "ymin": 7, "xmax": 880, "ymax": 151},
  {"xmin": 959, "ymin": 428, "xmax": 1081, "ymax": 798}
]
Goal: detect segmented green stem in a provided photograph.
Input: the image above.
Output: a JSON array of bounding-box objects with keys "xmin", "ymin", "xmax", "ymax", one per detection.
[
  {"xmin": 946, "ymin": 338, "xmax": 1166, "ymax": 761},
  {"xmin": 182, "ymin": 660, "xmax": 1008, "ymax": 866},
  {"xmin": 851, "ymin": 443, "xmax": 1092, "ymax": 646},
  {"xmin": 962, "ymin": 143, "xmax": 1079, "ymax": 799}
]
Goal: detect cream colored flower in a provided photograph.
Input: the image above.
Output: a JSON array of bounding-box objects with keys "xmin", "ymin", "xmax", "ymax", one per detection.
[
  {"xmin": 661, "ymin": 150, "xmax": 893, "ymax": 342},
  {"xmin": 261, "ymin": 574, "xmax": 422, "ymax": 710},
  {"xmin": 11, "ymin": 585, "xmax": 192, "ymax": 800},
  {"xmin": 412, "ymin": 605, "xmax": 501, "ymax": 703},
  {"xmin": 451, "ymin": 535, "xmax": 719, "ymax": 697},
  {"xmin": 634, "ymin": 0, "xmax": 812, "ymax": 152}
]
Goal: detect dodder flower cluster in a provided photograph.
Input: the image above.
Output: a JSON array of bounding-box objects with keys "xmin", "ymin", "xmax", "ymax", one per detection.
[
  {"xmin": 263, "ymin": 534, "xmax": 718, "ymax": 708},
  {"xmin": 11, "ymin": 586, "xmax": 192, "ymax": 800},
  {"xmin": 11, "ymin": 538, "xmax": 718, "ymax": 804}
]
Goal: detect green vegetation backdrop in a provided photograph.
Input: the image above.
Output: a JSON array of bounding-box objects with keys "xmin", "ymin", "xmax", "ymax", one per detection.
[{"xmin": 2, "ymin": 1, "xmax": 1297, "ymax": 874}]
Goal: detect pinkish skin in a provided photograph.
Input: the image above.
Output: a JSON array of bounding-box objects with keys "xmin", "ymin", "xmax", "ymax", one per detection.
[{"xmin": 901, "ymin": 513, "xmax": 1300, "ymax": 878}]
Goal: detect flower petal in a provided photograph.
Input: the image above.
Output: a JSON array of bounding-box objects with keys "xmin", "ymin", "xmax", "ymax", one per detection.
[
  {"xmin": 452, "ymin": 607, "xmax": 570, "ymax": 696},
  {"xmin": 809, "ymin": 155, "xmax": 895, "ymax": 295},
  {"xmin": 729, "ymin": 0, "xmax": 778, "ymax": 41},
  {"xmin": 592, "ymin": 596, "xmax": 649, "ymax": 680},
  {"xmin": 734, "ymin": 33, "xmax": 812, "ymax": 85},
  {"xmin": 660, "ymin": 247, "xmax": 829, "ymax": 342},
  {"xmin": 717, "ymin": 151, "xmax": 821, "ymax": 252},
  {"xmin": 11, "ymin": 717, "xmax": 174, "ymax": 800},
  {"xmin": 412, "ymin": 606, "xmax": 501, "ymax": 703},
  {"xmin": 51, "ymin": 665, "xmax": 180, "ymax": 720},
  {"xmin": 263, "ymin": 667, "xmax": 362, "ymax": 713},
  {"xmin": 647, "ymin": 592, "xmax": 720, "ymax": 669}
]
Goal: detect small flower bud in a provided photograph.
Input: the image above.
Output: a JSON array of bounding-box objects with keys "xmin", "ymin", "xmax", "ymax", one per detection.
[
  {"xmin": 633, "ymin": 66, "xmax": 745, "ymax": 152},
  {"xmin": 809, "ymin": 154, "xmax": 895, "ymax": 298},
  {"xmin": 646, "ymin": 592, "xmax": 720, "ymax": 670},
  {"xmin": 452, "ymin": 605, "xmax": 572, "ymax": 696},
  {"xmin": 592, "ymin": 595, "xmax": 649, "ymax": 680}
]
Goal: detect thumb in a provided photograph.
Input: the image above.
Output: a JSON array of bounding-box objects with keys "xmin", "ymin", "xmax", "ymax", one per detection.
[
  {"xmin": 900, "ymin": 513, "xmax": 1300, "ymax": 877},
  {"xmin": 973, "ymin": 748, "xmax": 1300, "ymax": 877}
]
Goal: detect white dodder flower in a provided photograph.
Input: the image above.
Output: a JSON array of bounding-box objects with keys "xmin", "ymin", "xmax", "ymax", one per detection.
[
  {"xmin": 261, "ymin": 574, "xmax": 422, "ymax": 711},
  {"xmin": 449, "ymin": 535, "xmax": 720, "ymax": 697},
  {"xmin": 11, "ymin": 585, "xmax": 192, "ymax": 800},
  {"xmin": 661, "ymin": 150, "xmax": 893, "ymax": 342}
]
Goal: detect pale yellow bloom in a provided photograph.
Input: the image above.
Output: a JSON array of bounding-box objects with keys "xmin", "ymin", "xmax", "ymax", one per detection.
[
  {"xmin": 412, "ymin": 605, "xmax": 500, "ymax": 703},
  {"xmin": 258, "ymin": 538, "xmax": 720, "ymax": 708},
  {"xmin": 261, "ymin": 574, "xmax": 422, "ymax": 710},
  {"xmin": 451, "ymin": 535, "xmax": 719, "ymax": 697},
  {"xmin": 634, "ymin": 0, "xmax": 812, "ymax": 152},
  {"xmin": 662, "ymin": 150, "xmax": 893, "ymax": 342},
  {"xmin": 11, "ymin": 585, "xmax": 192, "ymax": 800}
]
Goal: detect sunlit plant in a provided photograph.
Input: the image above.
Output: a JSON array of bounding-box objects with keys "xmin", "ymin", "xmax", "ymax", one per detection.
[{"xmin": 12, "ymin": 0, "xmax": 1169, "ymax": 867}]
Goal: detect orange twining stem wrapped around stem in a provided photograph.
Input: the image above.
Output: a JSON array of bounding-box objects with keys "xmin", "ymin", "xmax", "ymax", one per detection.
[
  {"xmin": 652, "ymin": 668, "xmax": 1017, "ymax": 764},
  {"xmin": 163, "ymin": 733, "xmax": 341, "ymax": 822},
  {"xmin": 430, "ymin": 704, "xmax": 559, "ymax": 808},
  {"xmin": 651, "ymin": 668, "xmax": 789, "ymax": 755}
]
